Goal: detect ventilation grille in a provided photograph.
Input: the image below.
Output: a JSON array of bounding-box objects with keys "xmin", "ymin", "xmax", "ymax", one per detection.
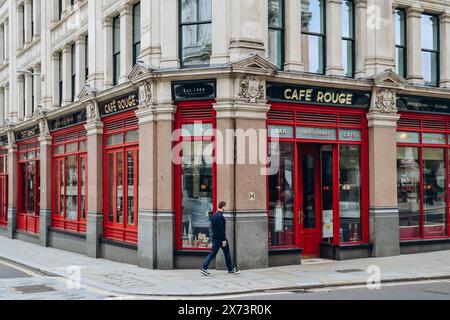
[
  {"xmin": 105, "ymin": 117, "xmax": 138, "ymax": 133},
  {"xmin": 398, "ymin": 118, "xmax": 421, "ymax": 129},
  {"xmin": 339, "ymin": 114, "xmax": 363, "ymax": 126},
  {"xmin": 268, "ymin": 109, "xmax": 295, "ymax": 121},
  {"xmin": 297, "ymin": 112, "xmax": 338, "ymax": 124},
  {"xmin": 180, "ymin": 107, "xmax": 213, "ymax": 121},
  {"xmin": 54, "ymin": 130, "xmax": 87, "ymax": 143},
  {"xmin": 422, "ymin": 119, "xmax": 446, "ymax": 130}
]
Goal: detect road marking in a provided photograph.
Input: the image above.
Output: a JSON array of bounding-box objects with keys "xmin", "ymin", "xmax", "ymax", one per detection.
[{"xmin": 0, "ymin": 259, "xmax": 44, "ymax": 278}]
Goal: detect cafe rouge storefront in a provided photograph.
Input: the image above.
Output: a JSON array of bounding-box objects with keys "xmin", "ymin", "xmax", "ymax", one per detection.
[
  {"xmin": 396, "ymin": 95, "xmax": 450, "ymax": 252},
  {"xmin": 266, "ymin": 83, "xmax": 371, "ymax": 261}
]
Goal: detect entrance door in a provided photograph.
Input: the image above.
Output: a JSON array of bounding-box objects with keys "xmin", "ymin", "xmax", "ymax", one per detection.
[{"xmin": 298, "ymin": 145, "xmax": 322, "ymax": 257}]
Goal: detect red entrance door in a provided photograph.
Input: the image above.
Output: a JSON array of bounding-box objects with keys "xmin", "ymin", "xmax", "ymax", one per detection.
[{"xmin": 298, "ymin": 145, "xmax": 322, "ymax": 257}]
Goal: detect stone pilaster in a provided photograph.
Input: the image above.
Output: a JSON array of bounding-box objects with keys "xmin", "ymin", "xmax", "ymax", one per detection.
[
  {"xmin": 211, "ymin": 0, "xmax": 230, "ymax": 65},
  {"xmin": 119, "ymin": 4, "xmax": 133, "ymax": 84},
  {"xmin": 24, "ymin": 73, "xmax": 33, "ymax": 120},
  {"xmin": 367, "ymin": 87, "xmax": 400, "ymax": 258},
  {"xmin": 24, "ymin": 0, "xmax": 32, "ymax": 44},
  {"xmin": 354, "ymin": 0, "xmax": 367, "ymax": 78},
  {"xmin": 136, "ymin": 80, "xmax": 157, "ymax": 269},
  {"xmin": 326, "ymin": 0, "xmax": 344, "ymax": 76},
  {"xmin": 17, "ymin": 76, "xmax": 25, "ymax": 120},
  {"xmin": 62, "ymin": 45, "xmax": 72, "ymax": 106},
  {"xmin": 75, "ymin": 36, "xmax": 86, "ymax": 99},
  {"xmin": 406, "ymin": 5, "xmax": 423, "ymax": 85},
  {"xmin": 87, "ymin": 0, "xmax": 105, "ymax": 90},
  {"xmin": 32, "ymin": 0, "xmax": 41, "ymax": 38},
  {"xmin": 440, "ymin": 11, "xmax": 450, "ymax": 88},
  {"xmin": 160, "ymin": 0, "xmax": 179, "ymax": 68},
  {"xmin": 84, "ymin": 100, "xmax": 103, "ymax": 258},
  {"xmin": 6, "ymin": 131, "xmax": 17, "ymax": 239},
  {"xmin": 103, "ymin": 17, "xmax": 113, "ymax": 88},
  {"xmin": 284, "ymin": 0, "xmax": 303, "ymax": 71},
  {"xmin": 38, "ymin": 117, "xmax": 52, "ymax": 247}
]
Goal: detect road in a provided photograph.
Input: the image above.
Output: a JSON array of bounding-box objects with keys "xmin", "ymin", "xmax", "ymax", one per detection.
[{"xmin": 220, "ymin": 280, "xmax": 450, "ymax": 300}]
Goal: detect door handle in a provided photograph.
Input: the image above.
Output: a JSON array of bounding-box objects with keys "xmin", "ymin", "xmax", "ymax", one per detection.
[{"xmin": 298, "ymin": 210, "xmax": 303, "ymax": 225}]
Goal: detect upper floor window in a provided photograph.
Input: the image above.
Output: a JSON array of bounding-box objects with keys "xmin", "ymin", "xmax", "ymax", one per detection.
[
  {"xmin": 85, "ymin": 35, "xmax": 89, "ymax": 81},
  {"xmin": 421, "ymin": 14, "xmax": 439, "ymax": 87},
  {"xmin": 58, "ymin": 0, "xmax": 63, "ymax": 20},
  {"xmin": 301, "ymin": 0, "xmax": 325, "ymax": 74},
  {"xmin": 133, "ymin": 2, "xmax": 141, "ymax": 65},
  {"xmin": 395, "ymin": 9, "xmax": 407, "ymax": 78},
  {"xmin": 180, "ymin": 0, "xmax": 212, "ymax": 67},
  {"xmin": 268, "ymin": 0, "xmax": 284, "ymax": 69},
  {"xmin": 58, "ymin": 52, "xmax": 63, "ymax": 106},
  {"xmin": 71, "ymin": 43, "xmax": 76, "ymax": 101},
  {"xmin": 113, "ymin": 16, "xmax": 121, "ymax": 86},
  {"xmin": 342, "ymin": 0, "xmax": 354, "ymax": 78}
]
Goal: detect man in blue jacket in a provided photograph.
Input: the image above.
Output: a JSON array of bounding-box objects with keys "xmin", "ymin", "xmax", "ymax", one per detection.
[{"xmin": 201, "ymin": 201, "xmax": 240, "ymax": 276}]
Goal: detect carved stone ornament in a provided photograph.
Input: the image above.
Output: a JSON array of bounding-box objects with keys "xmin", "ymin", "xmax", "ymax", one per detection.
[
  {"xmin": 39, "ymin": 117, "xmax": 50, "ymax": 137},
  {"xmin": 371, "ymin": 88, "xmax": 397, "ymax": 113},
  {"xmin": 86, "ymin": 100, "xmax": 101, "ymax": 124},
  {"xmin": 138, "ymin": 80, "xmax": 153, "ymax": 108},
  {"xmin": 238, "ymin": 75, "xmax": 265, "ymax": 103},
  {"xmin": 6, "ymin": 129, "xmax": 15, "ymax": 145}
]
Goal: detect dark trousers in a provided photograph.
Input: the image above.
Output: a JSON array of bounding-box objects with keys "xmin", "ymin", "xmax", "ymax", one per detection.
[{"xmin": 202, "ymin": 239, "xmax": 234, "ymax": 272}]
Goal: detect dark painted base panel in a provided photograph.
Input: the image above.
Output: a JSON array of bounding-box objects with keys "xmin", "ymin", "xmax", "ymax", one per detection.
[
  {"xmin": 49, "ymin": 229, "xmax": 87, "ymax": 256},
  {"xmin": 175, "ymin": 251, "xmax": 214, "ymax": 270},
  {"xmin": 100, "ymin": 239, "xmax": 138, "ymax": 265},
  {"xmin": 320, "ymin": 243, "xmax": 372, "ymax": 261},
  {"xmin": 0, "ymin": 226, "xmax": 7, "ymax": 237},
  {"xmin": 400, "ymin": 239, "xmax": 450, "ymax": 255},
  {"xmin": 14, "ymin": 230, "xmax": 40, "ymax": 245},
  {"xmin": 269, "ymin": 249, "xmax": 302, "ymax": 267}
]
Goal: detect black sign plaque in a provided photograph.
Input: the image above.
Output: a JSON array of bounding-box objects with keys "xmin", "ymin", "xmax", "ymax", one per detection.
[
  {"xmin": 266, "ymin": 82, "xmax": 371, "ymax": 108},
  {"xmin": 99, "ymin": 92, "xmax": 139, "ymax": 117},
  {"xmin": 397, "ymin": 95, "xmax": 450, "ymax": 114},
  {"xmin": 172, "ymin": 80, "xmax": 216, "ymax": 101},
  {"xmin": 49, "ymin": 109, "xmax": 87, "ymax": 132}
]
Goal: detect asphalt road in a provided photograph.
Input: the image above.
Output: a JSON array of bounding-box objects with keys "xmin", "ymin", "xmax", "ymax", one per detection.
[
  {"xmin": 0, "ymin": 259, "xmax": 33, "ymax": 279},
  {"xmin": 221, "ymin": 280, "xmax": 450, "ymax": 300}
]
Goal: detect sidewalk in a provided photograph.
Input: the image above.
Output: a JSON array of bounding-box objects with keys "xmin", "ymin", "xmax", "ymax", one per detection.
[{"xmin": 1, "ymin": 237, "xmax": 450, "ymax": 297}]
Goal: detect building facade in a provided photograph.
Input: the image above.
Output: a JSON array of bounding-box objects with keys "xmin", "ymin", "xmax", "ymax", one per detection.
[{"xmin": 0, "ymin": 0, "xmax": 449, "ymax": 270}]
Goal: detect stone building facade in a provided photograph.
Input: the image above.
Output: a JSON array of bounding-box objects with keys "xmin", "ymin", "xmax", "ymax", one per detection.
[{"xmin": 0, "ymin": 0, "xmax": 449, "ymax": 270}]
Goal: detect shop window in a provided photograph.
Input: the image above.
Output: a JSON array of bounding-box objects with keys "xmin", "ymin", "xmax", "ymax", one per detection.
[
  {"xmin": 339, "ymin": 145, "xmax": 362, "ymax": 243},
  {"xmin": 179, "ymin": 0, "xmax": 212, "ymax": 67},
  {"xmin": 52, "ymin": 129, "xmax": 87, "ymax": 233},
  {"xmin": 268, "ymin": 142, "xmax": 295, "ymax": 247},
  {"xmin": 268, "ymin": 0, "xmax": 284, "ymax": 69},
  {"xmin": 104, "ymin": 113, "xmax": 139, "ymax": 244},
  {"xmin": 17, "ymin": 140, "xmax": 40, "ymax": 234},
  {"xmin": 0, "ymin": 148, "xmax": 8, "ymax": 226},
  {"xmin": 301, "ymin": 0, "xmax": 326, "ymax": 74}
]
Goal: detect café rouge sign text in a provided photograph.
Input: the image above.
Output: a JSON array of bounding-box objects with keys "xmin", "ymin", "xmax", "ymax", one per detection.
[
  {"xmin": 283, "ymin": 88, "xmax": 353, "ymax": 105},
  {"xmin": 101, "ymin": 92, "xmax": 139, "ymax": 116}
]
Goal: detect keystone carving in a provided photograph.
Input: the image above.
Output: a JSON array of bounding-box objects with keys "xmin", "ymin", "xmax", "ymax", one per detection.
[
  {"xmin": 86, "ymin": 100, "xmax": 101, "ymax": 125},
  {"xmin": 38, "ymin": 118, "xmax": 50, "ymax": 137},
  {"xmin": 139, "ymin": 80, "xmax": 153, "ymax": 109},
  {"xmin": 239, "ymin": 74, "xmax": 265, "ymax": 103},
  {"xmin": 370, "ymin": 88, "xmax": 397, "ymax": 114}
]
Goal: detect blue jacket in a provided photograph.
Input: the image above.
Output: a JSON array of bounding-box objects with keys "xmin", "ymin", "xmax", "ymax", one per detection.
[{"xmin": 210, "ymin": 211, "xmax": 226, "ymax": 242}]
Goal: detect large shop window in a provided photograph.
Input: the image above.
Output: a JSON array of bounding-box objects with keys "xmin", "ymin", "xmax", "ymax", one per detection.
[
  {"xmin": 397, "ymin": 116, "xmax": 450, "ymax": 240},
  {"xmin": 52, "ymin": 128, "xmax": 87, "ymax": 233},
  {"xmin": 17, "ymin": 140, "xmax": 40, "ymax": 234},
  {"xmin": 175, "ymin": 102, "xmax": 216, "ymax": 250},
  {"xmin": 0, "ymin": 148, "xmax": 8, "ymax": 226},
  {"xmin": 267, "ymin": 104, "xmax": 368, "ymax": 248},
  {"xmin": 104, "ymin": 112, "xmax": 139, "ymax": 244}
]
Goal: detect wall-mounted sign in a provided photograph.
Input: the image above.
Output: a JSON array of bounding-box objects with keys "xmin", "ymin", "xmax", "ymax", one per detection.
[
  {"xmin": 267, "ymin": 82, "xmax": 371, "ymax": 108},
  {"xmin": 297, "ymin": 127, "xmax": 337, "ymax": 140},
  {"xmin": 340, "ymin": 129, "xmax": 362, "ymax": 142},
  {"xmin": 49, "ymin": 110, "xmax": 87, "ymax": 132},
  {"xmin": 15, "ymin": 125, "xmax": 39, "ymax": 141},
  {"xmin": 268, "ymin": 125, "xmax": 294, "ymax": 138},
  {"xmin": 172, "ymin": 80, "xmax": 216, "ymax": 101},
  {"xmin": 99, "ymin": 92, "xmax": 139, "ymax": 117},
  {"xmin": 397, "ymin": 95, "xmax": 450, "ymax": 114}
]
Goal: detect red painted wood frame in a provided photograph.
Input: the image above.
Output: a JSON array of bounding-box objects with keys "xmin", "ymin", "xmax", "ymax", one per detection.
[
  {"xmin": 397, "ymin": 113, "xmax": 450, "ymax": 241},
  {"xmin": 103, "ymin": 110, "xmax": 139, "ymax": 244},
  {"xmin": 174, "ymin": 100, "xmax": 217, "ymax": 251},
  {"xmin": 267, "ymin": 102, "xmax": 370, "ymax": 248},
  {"xmin": 17, "ymin": 138, "xmax": 40, "ymax": 234},
  {"xmin": 51, "ymin": 125, "xmax": 88, "ymax": 233},
  {"xmin": 0, "ymin": 148, "xmax": 8, "ymax": 226}
]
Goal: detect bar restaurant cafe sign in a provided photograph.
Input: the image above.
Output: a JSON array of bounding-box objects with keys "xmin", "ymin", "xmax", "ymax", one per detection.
[
  {"xmin": 266, "ymin": 82, "xmax": 371, "ymax": 108},
  {"xmin": 99, "ymin": 91, "xmax": 139, "ymax": 117}
]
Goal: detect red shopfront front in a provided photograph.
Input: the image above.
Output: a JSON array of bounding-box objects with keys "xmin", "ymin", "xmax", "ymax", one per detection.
[
  {"xmin": 396, "ymin": 95, "xmax": 450, "ymax": 242},
  {"xmin": 0, "ymin": 142, "xmax": 8, "ymax": 227},
  {"xmin": 266, "ymin": 83, "xmax": 371, "ymax": 259},
  {"xmin": 100, "ymin": 92, "xmax": 139, "ymax": 244},
  {"xmin": 16, "ymin": 127, "xmax": 40, "ymax": 234}
]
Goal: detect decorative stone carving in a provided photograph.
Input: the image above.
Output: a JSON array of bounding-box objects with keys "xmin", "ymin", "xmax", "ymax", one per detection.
[
  {"xmin": 238, "ymin": 75, "xmax": 265, "ymax": 103},
  {"xmin": 370, "ymin": 88, "xmax": 397, "ymax": 113},
  {"xmin": 6, "ymin": 129, "xmax": 15, "ymax": 145},
  {"xmin": 39, "ymin": 117, "xmax": 50, "ymax": 137},
  {"xmin": 86, "ymin": 100, "xmax": 101, "ymax": 125},
  {"xmin": 139, "ymin": 80, "xmax": 153, "ymax": 109}
]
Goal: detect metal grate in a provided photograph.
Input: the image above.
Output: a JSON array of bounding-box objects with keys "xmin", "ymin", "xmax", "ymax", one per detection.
[
  {"xmin": 12, "ymin": 285, "xmax": 57, "ymax": 294},
  {"xmin": 180, "ymin": 107, "xmax": 213, "ymax": 121},
  {"xmin": 297, "ymin": 112, "xmax": 338, "ymax": 124},
  {"xmin": 339, "ymin": 114, "xmax": 363, "ymax": 126},
  {"xmin": 105, "ymin": 117, "xmax": 138, "ymax": 133},
  {"xmin": 335, "ymin": 269, "xmax": 364, "ymax": 273},
  {"xmin": 398, "ymin": 117, "xmax": 421, "ymax": 129},
  {"xmin": 268, "ymin": 109, "xmax": 295, "ymax": 121},
  {"xmin": 422, "ymin": 119, "xmax": 446, "ymax": 130}
]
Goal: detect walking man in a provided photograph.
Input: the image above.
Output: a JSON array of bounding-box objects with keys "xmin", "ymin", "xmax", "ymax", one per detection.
[{"xmin": 201, "ymin": 201, "xmax": 240, "ymax": 276}]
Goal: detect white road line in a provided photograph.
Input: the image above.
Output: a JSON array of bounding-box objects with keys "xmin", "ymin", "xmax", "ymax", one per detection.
[{"xmin": 0, "ymin": 260, "xmax": 44, "ymax": 278}]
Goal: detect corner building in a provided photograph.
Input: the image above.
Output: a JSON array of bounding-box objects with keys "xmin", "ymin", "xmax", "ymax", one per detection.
[{"xmin": 0, "ymin": 0, "xmax": 449, "ymax": 270}]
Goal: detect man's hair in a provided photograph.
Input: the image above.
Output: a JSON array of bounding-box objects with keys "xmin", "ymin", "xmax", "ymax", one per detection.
[{"xmin": 218, "ymin": 201, "xmax": 227, "ymax": 210}]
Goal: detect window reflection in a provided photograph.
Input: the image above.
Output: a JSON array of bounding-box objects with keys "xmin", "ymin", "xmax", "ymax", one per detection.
[
  {"xmin": 66, "ymin": 155, "xmax": 78, "ymax": 221},
  {"xmin": 301, "ymin": 0, "xmax": 325, "ymax": 74}
]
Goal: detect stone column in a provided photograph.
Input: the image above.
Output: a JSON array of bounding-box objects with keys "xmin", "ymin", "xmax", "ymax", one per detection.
[
  {"xmin": 17, "ymin": 4, "xmax": 24, "ymax": 49},
  {"xmin": 87, "ymin": 0, "xmax": 105, "ymax": 90},
  {"xmin": 38, "ymin": 120, "xmax": 52, "ymax": 247},
  {"xmin": 24, "ymin": 0, "xmax": 32, "ymax": 44},
  {"xmin": 4, "ymin": 85, "xmax": 10, "ymax": 121},
  {"xmin": 139, "ymin": 0, "xmax": 152, "ymax": 65},
  {"xmin": 365, "ymin": 0, "xmax": 395, "ymax": 77},
  {"xmin": 210, "ymin": 0, "xmax": 230, "ymax": 65},
  {"xmin": 75, "ymin": 36, "xmax": 86, "ymax": 99},
  {"xmin": 0, "ymin": 25, "xmax": 4, "ymax": 63},
  {"xmin": 326, "ymin": 0, "xmax": 344, "ymax": 76},
  {"xmin": 229, "ymin": 0, "xmax": 266, "ymax": 61},
  {"xmin": 440, "ymin": 11, "xmax": 450, "ymax": 88},
  {"xmin": 18, "ymin": 76, "xmax": 25, "ymax": 120},
  {"xmin": 284, "ymin": 0, "xmax": 303, "ymax": 71},
  {"xmin": 367, "ymin": 88, "xmax": 400, "ymax": 258},
  {"xmin": 0, "ymin": 88, "xmax": 4, "ymax": 127},
  {"xmin": 52, "ymin": 53, "xmax": 60, "ymax": 108},
  {"xmin": 32, "ymin": 0, "xmax": 41, "ymax": 38},
  {"xmin": 6, "ymin": 136, "xmax": 17, "ymax": 239},
  {"xmin": 62, "ymin": 45, "xmax": 72, "ymax": 106},
  {"xmin": 103, "ymin": 17, "xmax": 113, "ymax": 88},
  {"xmin": 160, "ymin": 0, "xmax": 179, "ymax": 68},
  {"xmin": 406, "ymin": 5, "xmax": 423, "ymax": 85},
  {"xmin": 4, "ymin": 19, "xmax": 8, "ymax": 62},
  {"xmin": 119, "ymin": 4, "xmax": 133, "ymax": 84},
  {"xmin": 24, "ymin": 73, "xmax": 33, "ymax": 120},
  {"xmin": 150, "ymin": 0, "xmax": 161, "ymax": 67},
  {"xmin": 354, "ymin": 0, "xmax": 367, "ymax": 78},
  {"xmin": 84, "ymin": 101, "xmax": 103, "ymax": 258},
  {"xmin": 33, "ymin": 66, "xmax": 41, "ymax": 107},
  {"xmin": 136, "ymin": 80, "xmax": 157, "ymax": 269}
]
